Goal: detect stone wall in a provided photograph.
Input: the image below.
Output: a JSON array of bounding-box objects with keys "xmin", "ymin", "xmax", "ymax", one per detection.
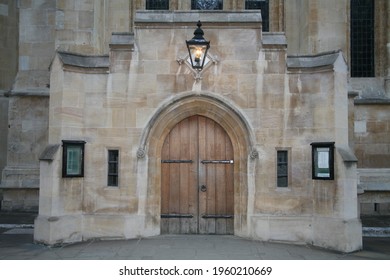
[
  {"xmin": 353, "ymin": 102, "xmax": 390, "ymax": 168},
  {"xmin": 0, "ymin": 0, "xmax": 18, "ymax": 189},
  {"xmin": 1, "ymin": 95, "xmax": 49, "ymax": 211},
  {"xmin": 0, "ymin": 0, "xmax": 17, "ymax": 89},
  {"xmin": 129, "ymin": 0, "xmax": 285, "ymax": 32},
  {"xmin": 285, "ymin": 0, "xmax": 348, "ymax": 56},
  {"xmin": 11, "ymin": 0, "xmax": 131, "ymax": 87},
  {"xmin": 354, "ymin": 100, "xmax": 390, "ymax": 215},
  {"xmin": 1, "ymin": 0, "xmax": 132, "ymax": 211},
  {"xmin": 56, "ymin": 0, "xmax": 130, "ymax": 55},
  {"xmin": 350, "ymin": 0, "xmax": 390, "ymax": 216},
  {"xmin": 1, "ymin": 0, "xmax": 54, "ymax": 211},
  {"xmin": 358, "ymin": 168, "xmax": 390, "ymax": 214},
  {"xmin": 0, "ymin": 96, "xmax": 8, "ymax": 186},
  {"xmin": 0, "ymin": 0, "xmax": 18, "ymax": 90},
  {"xmin": 34, "ymin": 11, "xmax": 362, "ymax": 252},
  {"xmin": 1, "ymin": 0, "xmax": 385, "ymax": 231},
  {"xmin": 14, "ymin": 0, "xmax": 55, "ymax": 90}
]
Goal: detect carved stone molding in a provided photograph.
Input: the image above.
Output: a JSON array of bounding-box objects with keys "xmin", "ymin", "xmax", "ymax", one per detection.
[
  {"xmin": 136, "ymin": 148, "xmax": 146, "ymax": 159},
  {"xmin": 250, "ymin": 148, "xmax": 259, "ymax": 160},
  {"xmin": 177, "ymin": 52, "xmax": 218, "ymax": 81}
]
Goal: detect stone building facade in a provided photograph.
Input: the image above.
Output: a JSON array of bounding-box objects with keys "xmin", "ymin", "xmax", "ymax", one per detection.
[{"xmin": 0, "ymin": 0, "xmax": 389, "ymax": 252}]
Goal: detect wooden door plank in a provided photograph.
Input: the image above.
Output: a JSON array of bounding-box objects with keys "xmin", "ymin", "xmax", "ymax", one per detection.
[
  {"xmin": 215, "ymin": 123, "xmax": 227, "ymax": 234},
  {"xmin": 179, "ymin": 118, "xmax": 190, "ymax": 233},
  {"xmin": 198, "ymin": 116, "xmax": 207, "ymax": 234},
  {"xmin": 188, "ymin": 116, "xmax": 199, "ymax": 233},
  {"xmin": 226, "ymin": 128, "xmax": 235, "ymax": 234},
  {"xmin": 205, "ymin": 117, "xmax": 216, "ymax": 234},
  {"xmin": 168, "ymin": 123, "xmax": 181, "ymax": 234},
  {"xmin": 161, "ymin": 135, "xmax": 170, "ymax": 234},
  {"xmin": 225, "ymin": 134, "xmax": 234, "ymax": 234}
]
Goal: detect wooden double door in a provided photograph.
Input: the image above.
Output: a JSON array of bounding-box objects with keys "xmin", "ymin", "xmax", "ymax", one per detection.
[{"xmin": 161, "ymin": 115, "xmax": 234, "ymax": 234}]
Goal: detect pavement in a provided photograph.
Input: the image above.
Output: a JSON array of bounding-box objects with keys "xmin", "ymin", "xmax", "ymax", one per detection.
[{"xmin": 0, "ymin": 211, "xmax": 389, "ymax": 260}]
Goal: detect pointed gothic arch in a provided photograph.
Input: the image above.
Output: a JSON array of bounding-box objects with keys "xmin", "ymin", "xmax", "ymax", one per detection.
[{"xmin": 137, "ymin": 91, "xmax": 257, "ymax": 237}]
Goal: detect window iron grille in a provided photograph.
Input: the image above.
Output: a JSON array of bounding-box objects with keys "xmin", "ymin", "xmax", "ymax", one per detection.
[
  {"xmin": 350, "ymin": 0, "xmax": 375, "ymax": 77},
  {"xmin": 191, "ymin": 0, "xmax": 223, "ymax": 10},
  {"xmin": 108, "ymin": 150, "xmax": 119, "ymax": 187},
  {"xmin": 277, "ymin": 150, "xmax": 288, "ymax": 187}
]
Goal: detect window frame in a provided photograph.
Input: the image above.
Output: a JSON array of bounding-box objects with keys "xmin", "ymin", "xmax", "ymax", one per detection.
[
  {"xmin": 107, "ymin": 149, "xmax": 120, "ymax": 187},
  {"xmin": 62, "ymin": 140, "xmax": 86, "ymax": 178},
  {"xmin": 311, "ymin": 142, "xmax": 335, "ymax": 180},
  {"xmin": 276, "ymin": 148, "xmax": 291, "ymax": 188}
]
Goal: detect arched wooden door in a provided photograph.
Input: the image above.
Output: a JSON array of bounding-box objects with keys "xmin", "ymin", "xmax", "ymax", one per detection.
[{"xmin": 161, "ymin": 115, "xmax": 234, "ymax": 234}]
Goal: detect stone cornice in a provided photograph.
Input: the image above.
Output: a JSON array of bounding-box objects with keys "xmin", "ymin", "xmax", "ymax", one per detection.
[
  {"xmin": 109, "ymin": 32, "xmax": 135, "ymax": 51},
  {"xmin": 57, "ymin": 51, "xmax": 109, "ymax": 74},
  {"xmin": 262, "ymin": 32, "xmax": 287, "ymax": 48},
  {"xmin": 134, "ymin": 11, "xmax": 262, "ymax": 28},
  {"xmin": 287, "ymin": 50, "xmax": 344, "ymax": 70},
  {"xmin": 354, "ymin": 98, "xmax": 390, "ymax": 105},
  {"xmin": 8, "ymin": 88, "xmax": 49, "ymax": 97}
]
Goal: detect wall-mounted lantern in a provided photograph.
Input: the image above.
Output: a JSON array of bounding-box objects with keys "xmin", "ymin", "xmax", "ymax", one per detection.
[
  {"xmin": 311, "ymin": 142, "xmax": 335, "ymax": 180},
  {"xmin": 186, "ymin": 20, "xmax": 210, "ymax": 71}
]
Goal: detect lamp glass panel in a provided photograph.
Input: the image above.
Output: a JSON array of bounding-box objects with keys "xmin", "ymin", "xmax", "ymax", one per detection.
[{"xmin": 188, "ymin": 45, "xmax": 208, "ymax": 69}]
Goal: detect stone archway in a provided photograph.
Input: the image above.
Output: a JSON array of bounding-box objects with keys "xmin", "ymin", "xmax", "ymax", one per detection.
[{"xmin": 137, "ymin": 91, "xmax": 256, "ymax": 237}]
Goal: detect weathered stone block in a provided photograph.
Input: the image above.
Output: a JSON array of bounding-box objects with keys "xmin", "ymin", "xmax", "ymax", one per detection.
[
  {"xmin": 20, "ymin": 10, "xmax": 363, "ymax": 253},
  {"xmin": 63, "ymin": 10, "xmax": 79, "ymax": 30},
  {"xmin": 32, "ymin": 0, "xmax": 56, "ymax": 9},
  {"xmin": 78, "ymin": 11, "xmax": 94, "ymax": 29},
  {"xmin": 75, "ymin": 0, "xmax": 93, "ymax": 11},
  {"xmin": 34, "ymin": 214, "xmax": 82, "ymax": 245},
  {"xmin": 312, "ymin": 217, "xmax": 362, "ymax": 252}
]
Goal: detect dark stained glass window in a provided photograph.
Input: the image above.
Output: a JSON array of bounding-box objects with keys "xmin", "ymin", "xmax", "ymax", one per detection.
[
  {"xmin": 350, "ymin": 0, "xmax": 375, "ymax": 77},
  {"xmin": 245, "ymin": 0, "xmax": 269, "ymax": 32},
  {"xmin": 146, "ymin": 0, "xmax": 169, "ymax": 10},
  {"xmin": 191, "ymin": 0, "xmax": 223, "ymax": 10}
]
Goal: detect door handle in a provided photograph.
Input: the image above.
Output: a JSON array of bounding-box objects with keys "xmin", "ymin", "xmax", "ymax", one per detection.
[{"xmin": 200, "ymin": 185, "xmax": 207, "ymax": 192}]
